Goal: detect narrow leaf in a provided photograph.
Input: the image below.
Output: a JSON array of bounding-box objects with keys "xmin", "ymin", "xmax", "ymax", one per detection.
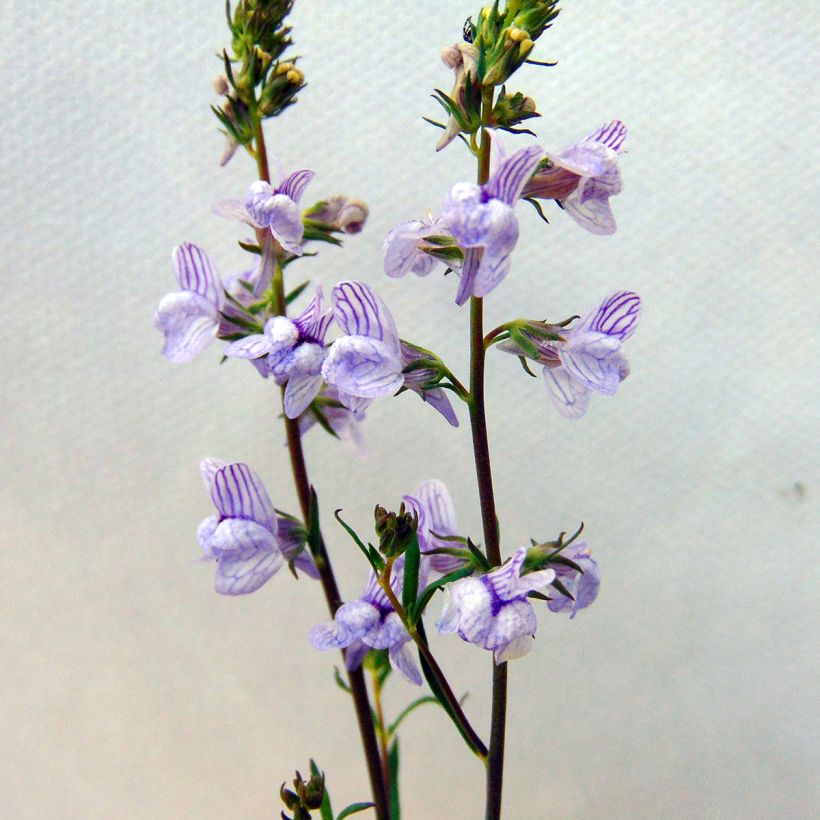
[
  {"xmin": 336, "ymin": 803, "xmax": 376, "ymax": 819},
  {"xmin": 333, "ymin": 666, "xmax": 351, "ymax": 693},
  {"xmin": 388, "ymin": 739, "xmax": 401, "ymax": 820},
  {"xmin": 335, "ymin": 511, "xmax": 383, "ymax": 573},
  {"xmin": 387, "ymin": 696, "xmax": 439, "ymax": 736},
  {"xmin": 402, "ymin": 534, "xmax": 420, "ymax": 611},
  {"xmin": 307, "ymin": 487, "xmax": 322, "ymax": 560},
  {"xmin": 285, "ymin": 280, "xmax": 309, "ymax": 305}
]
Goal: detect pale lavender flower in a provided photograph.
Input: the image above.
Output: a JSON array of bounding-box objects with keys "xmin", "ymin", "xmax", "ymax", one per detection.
[
  {"xmin": 155, "ymin": 243, "xmax": 224, "ymax": 363},
  {"xmin": 403, "ymin": 480, "xmax": 464, "ymax": 574},
  {"xmin": 309, "ymin": 556, "xmax": 422, "ymax": 685},
  {"xmin": 523, "ymin": 120, "xmax": 627, "ymax": 235},
  {"xmin": 383, "ymin": 214, "xmax": 454, "ymax": 278},
  {"xmin": 223, "ymin": 283, "xmax": 333, "ymax": 418},
  {"xmin": 437, "ymin": 548, "xmax": 555, "ymax": 663},
  {"xmin": 197, "ymin": 458, "xmax": 316, "ymax": 595},
  {"xmin": 442, "ymin": 144, "xmax": 544, "ymax": 304},
  {"xmin": 213, "ymin": 159, "xmax": 315, "ymax": 256},
  {"xmin": 541, "ymin": 291, "xmax": 641, "ymax": 419},
  {"xmin": 547, "ymin": 540, "xmax": 599, "ymax": 618},
  {"xmin": 308, "ymin": 196, "xmax": 369, "ymax": 234}
]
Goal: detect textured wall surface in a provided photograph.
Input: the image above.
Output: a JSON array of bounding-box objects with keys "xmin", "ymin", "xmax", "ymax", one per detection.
[{"xmin": 2, "ymin": 1, "xmax": 818, "ymax": 818}]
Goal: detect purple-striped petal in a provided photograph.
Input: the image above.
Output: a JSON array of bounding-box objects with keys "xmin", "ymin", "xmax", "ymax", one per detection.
[
  {"xmin": 485, "ymin": 549, "xmax": 554, "ymax": 602},
  {"xmin": 172, "ymin": 243, "xmax": 223, "ymax": 307},
  {"xmin": 322, "ymin": 336, "xmax": 404, "ymax": 399},
  {"xmin": 214, "ymin": 546, "xmax": 283, "ymax": 595},
  {"xmin": 197, "ymin": 514, "xmax": 220, "ymax": 558},
  {"xmin": 415, "ymin": 480, "xmax": 457, "ymax": 549},
  {"xmin": 486, "ymin": 145, "xmax": 544, "ymax": 205},
  {"xmin": 199, "ymin": 458, "xmax": 226, "ymax": 491},
  {"xmin": 331, "ymin": 281, "xmax": 400, "ymax": 352},
  {"xmin": 278, "ymin": 168, "xmax": 315, "ymax": 204},
  {"xmin": 210, "ymin": 517, "xmax": 278, "ymax": 557},
  {"xmin": 543, "ymin": 366, "xmax": 591, "ymax": 419},
  {"xmin": 471, "ymin": 217, "xmax": 518, "ymax": 298},
  {"xmin": 210, "ymin": 463, "xmax": 277, "ymax": 531},
  {"xmin": 389, "ymin": 641, "xmax": 423, "ymax": 685},
  {"xmin": 223, "ymin": 334, "xmax": 272, "ymax": 359},
  {"xmin": 485, "ymin": 601, "xmax": 537, "ymax": 662},
  {"xmin": 383, "ymin": 220, "xmax": 436, "ymax": 278},
  {"xmin": 437, "ymin": 577, "xmax": 492, "ymax": 643},
  {"xmin": 284, "ymin": 372, "xmax": 323, "ymax": 419},
  {"xmin": 155, "ymin": 291, "xmax": 220, "ymax": 363},
  {"xmin": 454, "ymin": 246, "xmax": 481, "ymax": 306},
  {"xmin": 309, "ymin": 601, "xmax": 379, "ymax": 650},
  {"xmin": 562, "ymin": 189, "xmax": 618, "ymax": 235},
  {"xmin": 585, "ymin": 119, "xmax": 627, "ymax": 152},
  {"xmin": 583, "ymin": 291, "xmax": 641, "ymax": 341},
  {"xmin": 265, "ymin": 194, "xmax": 305, "ymax": 256},
  {"xmin": 558, "ymin": 332, "xmax": 624, "ymax": 395}
]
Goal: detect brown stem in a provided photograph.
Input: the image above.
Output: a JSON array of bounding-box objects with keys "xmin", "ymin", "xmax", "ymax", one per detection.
[{"xmin": 254, "ymin": 126, "xmax": 389, "ymax": 820}]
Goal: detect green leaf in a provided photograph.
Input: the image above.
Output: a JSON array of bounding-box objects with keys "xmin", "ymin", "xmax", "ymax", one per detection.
[
  {"xmin": 388, "ymin": 739, "xmax": 401, "ymax": 820},
  {"xmin": 285, "ymin": 280, "xmax": 309, "ymax": 305},
  {"xmin": 387, "ymin": 696, "xmax": 439, "ymax": 736},
  {"xmin": 237, "ymin": 240, "xmax": 262, "ymax": 255},
  {"xmin": 523, "ymin": 196, "xmax": 550, "ymax": 225},
  {"xmin": 550, "ymin": 577, "xmax": 575, "ymax": 601},
  {"xmin": 409, "ymin": 566, "xmax": 474, "ymax": 626},
  {"xmin": 309, "ymin": 759, "xmax": 333, "ymax": 820},
  {"xmin": 518, "ymin": 355, "xmax": 538, "ymax": 378},
  {"xmin": 467, "ymin": 538, "xmax": 492, "ymax": 572},
  {"xmin": 333, "ymin": 667, "xmax": 351, "ymax": 694},
  {"xmin": 308, "ymin": 405, "xmax": 341, "ymax": 440},
  {"xmin": 307, "ymin": 487, "xmax": 322, "ymax": 561},
  {"xmin": 336, "ymin": 803, "xmax": 375, "ymax": 819},
  {"xmin": 335, "ymin": 511, "xmax": 383, "ymax": 573},
  {"xmin": 401, "ymin": 534, "xmax": 420, "ymax": 612}
]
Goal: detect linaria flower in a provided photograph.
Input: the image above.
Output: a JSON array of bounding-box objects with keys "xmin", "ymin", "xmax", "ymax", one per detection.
[
  {"xmin": 213, "ymin": 159, "xmax": 315, "ymax": 256},
  {"xmin": 522, "ymin": 120, "xmax": 626, "ymax": 235},
  {"xmin": 307, "ymin": 195, "xmax": 369, "ymax": 235},
  {"xmin": 197, "ymin": 459, "xmax": 316, "ymax": 595},
  {"xmin": 547, "ymin": 540, "xmax": 599, "ymax": 618},
  {"xmin": 321, "ymin": 281, "xmax": 404, "ymax": 413},
  {"xmin": 442, "ymin": 144, "xmax": 544, "ymax": 304},
  {"xmin": 541, "ymin": 291, "xmax": 641, "ymax": 419},
  {"xmin": 155, "ymin": 243, "xmax": 224, "ymax": 363},
  {"xmin": 403, "ymin": 480, "xmax": 465, "ymax": 574},
  {"xmin": 223, "ymin": 283, "xmax": 333, "ymax": 418},
  {"xmin": 437, "ymin": 548, "xmax": 555, "ymax": 663},
  {"xmin": 309, "ymin": 556, "xmax": 422, "ymax": 685},
  {"xmin": 383, "ymin": 214, "xmax": 455, "ymax": 279},
  {"xmin": 437, "ymin": 42, "xmax": 480, "ymax": 151}
]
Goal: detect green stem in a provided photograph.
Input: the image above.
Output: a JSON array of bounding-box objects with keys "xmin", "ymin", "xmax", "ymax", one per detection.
[
  {"xmin": 468, "ymin": 87, "xmax": 508, "ymax": 820},
  {"xmin": 254, "ymin": 126, "xmax": 390, "ymax": 820},
  {"xmin": 379, "ymin": 561, "xmax": 488, "ymax": 760}
]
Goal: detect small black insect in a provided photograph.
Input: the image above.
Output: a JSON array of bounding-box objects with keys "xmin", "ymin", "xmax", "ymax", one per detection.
[{"xmin": 463, "ymin": 16, "xmax": 475, "ymax": 43}]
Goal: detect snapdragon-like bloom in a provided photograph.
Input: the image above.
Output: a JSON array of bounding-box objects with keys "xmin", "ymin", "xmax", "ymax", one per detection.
[
  {"xmin": 197, "ymin": 459, "xmax": 316, "ymax": 595},
  {"xmin": 542, "ymin": 291, "xmax": 641, "ymax": 419},
  {"xmin": 155, "ymin": 243, "xmax": 224, "ymax": 363},
  {"xmin": 403, "ymin": 480, "xmax": 464, "ymax": 574},
  {"xmin": 298, "ymin": 386, "xmax": 368, "ymax": 459},
  {"xmin": 399, "ymin": 343, "xmax": 459, "ymax": 427},
  {"xmin": 547, "ymin": 540, "xmax": 599, "ymax": 618},
  {"xmin": 383, "ymin": 214, "xmax": 454, "ymax": 279},
  {"xmin": 437, "ymin": 548, "xmax": 555, "ymax": 663},
  {"xmin": 443, "ymin": 144, "xmax": 543, "ymax": 304},
  {"xmin": 523, "ymin": 120, "xmax": 627, "ymax": 235},
  {"xmin": 213, "ymin": 159, "xmax": 315, "ymax": 256},
  {"xmin": 309, "ymin": 556, "xmax": 422, "ymax": 685},
  {"xmin": 223, "ymin": 283, "xmax": 333, "ymax": 418}
]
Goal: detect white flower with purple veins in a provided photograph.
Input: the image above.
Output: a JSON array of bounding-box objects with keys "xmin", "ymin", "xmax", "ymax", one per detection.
[
  {"xmin": 155, "ymin": 243, "xmax": 224, "ymax": 363},
  {"xmin": 223, "ymin": 283, "xmax": 333, "ymax": 418},
  {"xmin": 321, "ymin": 281, "xmax": 404, "ymax": 412},
  {"xmin": 523, "ymin": 120, "xmax": 627, "ymax": 235},
  {"xmin": 442, "ymin": 144, "xmax": 544, "ymax": 305},
  {"xmin": 197, "ymin": 458, "xmax": 317, "ymax": 595},
  {"xmin": 437, "ymin": 548, "xmax": 555, "ymax": 663},
  {"xmin": 547, "ymin": 540, "xmax": 600, "ymax": 618},
  {"xmin": 383, "ymin": 214, "xmax": 454, "ymax": 278},
  {"xmin": 309, "ymin": 556, "xmax": 422, "ymax": 685},
  {"xmin": 399, "ymin": 343, "xmax": 459, "ymax": 427},
  {"xmin": 542, "ymin": 291, "xmax": 641, "ymax": 419},
  {"xmin": 403, "ymin": 480, "xmax": 464, "ymax": 574},
  {"xmin": 213, "ymin": 160, "xmax": 315, "ymax": 256}
]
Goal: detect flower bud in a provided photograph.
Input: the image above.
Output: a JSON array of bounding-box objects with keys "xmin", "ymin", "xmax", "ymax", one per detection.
[
  {"xmin": 212, "ymin": 74, "xmax": 229, "ymax": 96},
  {"xmin": 374, "ymin": 502, "xmax": 418, "ymax": 558}
]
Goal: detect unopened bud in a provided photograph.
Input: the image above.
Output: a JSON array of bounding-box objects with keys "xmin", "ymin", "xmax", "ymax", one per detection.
[
  {"xmin": 507, "ymin": 26, "xmax": 529, "ymax": 43},
  {"xmin": 519, "ymin": 38, "xmax": 535, "ymax": 58},
  {"xmin": 374, "ymin": 502, "xmax": 418, "ymax": 558},
  {"xmin": 212, "ymin": 74, "xmax": 229, "ymax": 96},
  {"xmin": 286, "ymin": 68, "xmax": 304, "ymax": 84}
]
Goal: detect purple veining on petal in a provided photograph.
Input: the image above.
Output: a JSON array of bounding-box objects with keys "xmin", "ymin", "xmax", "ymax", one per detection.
[
  {"xmin": 585, "ymin": 119, "xmax": 627, "ymax": 152},
  {"xmin": 585, "ymin": 291, "xmax": 641, "ymax": 341},
  {"xmin": 332, "ymin": 281, "xmax": 399, "ymax": 350},
  {"xmin": 543, "ymin": 366, "xmax": 592, "ymax": 419},
  {"xmin": 278, "ymin": 168, "xmax": 315, "ymax": 204},
  {"xmin": 211, "ymin": 463, "xmax": 277, "ymax": 532},
  {"xmin": 486, "ymin": 145, "xmax": 544, "ymax": 206},
  {"xmin": 172, "ymin": 243, "xmax": 223, "ymax": 308}
]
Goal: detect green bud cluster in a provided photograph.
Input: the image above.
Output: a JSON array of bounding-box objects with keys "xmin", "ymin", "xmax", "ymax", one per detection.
[
  {"xmin": 474, "ymin": 0, "xmax": 559, "ymax": 86},
  {"xmin": 213, "ymin": 0, "xmax": 305, "ymax": 153},
  {"xmin": 280, "ymin": 768, "xmax": 325, "ymax": 820},
  {"xmin": 374, "ymin": 503, "xmax": 418, "ymax": 558}
]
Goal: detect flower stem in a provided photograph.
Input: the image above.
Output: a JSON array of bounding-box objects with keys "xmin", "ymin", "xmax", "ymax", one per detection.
[
  {"xmin": 372, "ymin": 669, "xmax": 392, "ymax": 809},
  {"xmin": 254, "ymin": 126, "xmax": 390, "ymax": 820},
  {"xmin": 469, "ymin": 87, "xmax": 508, "ymax": 820},
  {"xmin": 379, "ymin": 561, "xmax": 488, "ymax": 760}
]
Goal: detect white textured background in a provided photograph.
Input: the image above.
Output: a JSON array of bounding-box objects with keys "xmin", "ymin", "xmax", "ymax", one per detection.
[{"xmin": 2, "ymin": 1, "xmax": 818, "ymax": 818}]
